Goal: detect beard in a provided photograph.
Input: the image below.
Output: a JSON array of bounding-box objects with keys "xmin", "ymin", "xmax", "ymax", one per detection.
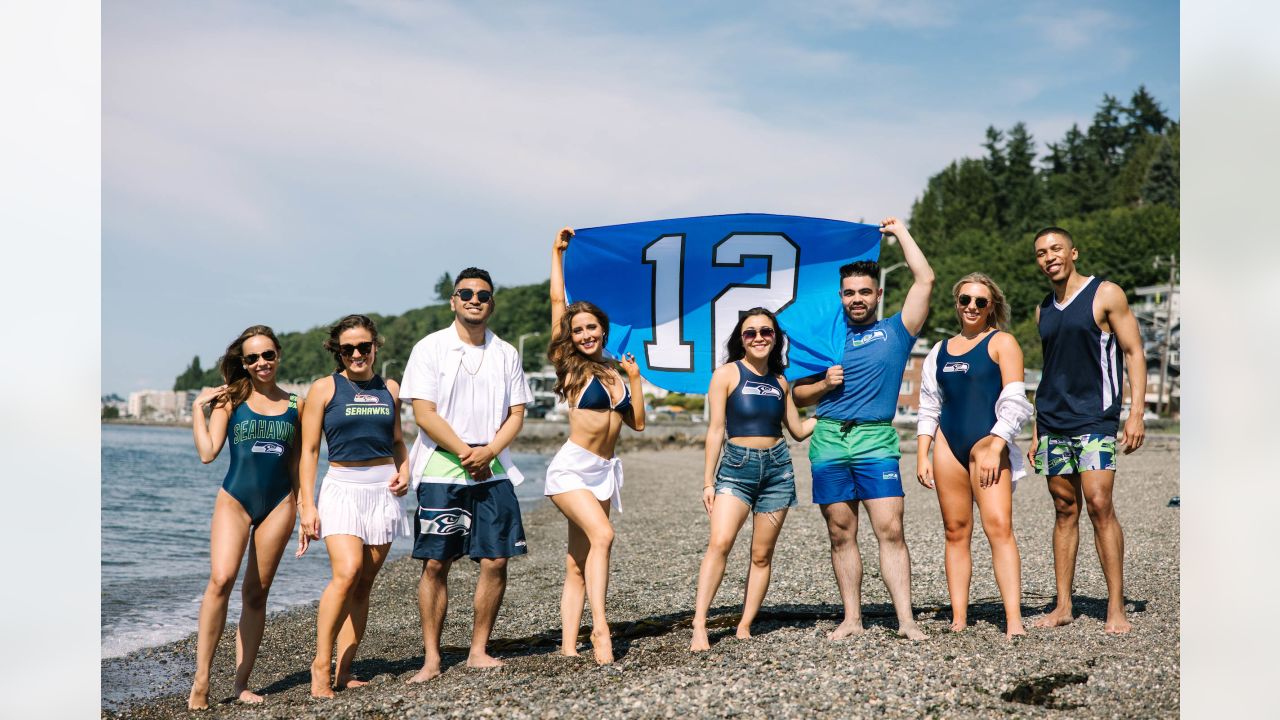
[{"xmin": 459, "ymin": 313, "xmax": 487, "ymax": 327}]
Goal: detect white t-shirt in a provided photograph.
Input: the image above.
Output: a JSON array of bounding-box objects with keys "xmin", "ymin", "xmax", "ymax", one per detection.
[{"xmin": 400, "ymin": 324, "xmax": 533, "ymax": 487}]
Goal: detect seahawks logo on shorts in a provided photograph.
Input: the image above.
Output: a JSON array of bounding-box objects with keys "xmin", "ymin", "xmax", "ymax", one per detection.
[
  {"xmin": 418, "ymin": 508, "xmax": 472, "ymax": 536},
  {"xmin": 850, "ymin": 329, "xmax": 887, "ymax": 348},
  {"xmin": 942, "ymin": 362, "xmax": 970, "ymax": 373},
  {"xmin": 741, "ymin": 381, "xmax": 782, "ymax": 398},
  {"xmin": 353, "ymin": 392, "xmax": 381, "ymax": 403},
  {"xmin": 251, "ymin": 441, "xmax": 285, "ymax": 456},
  {"xmin": 882, "ymin": 471, "xmax": 899, "ymax": 480}
]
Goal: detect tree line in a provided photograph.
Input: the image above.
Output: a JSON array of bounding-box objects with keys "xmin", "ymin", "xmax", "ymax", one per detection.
[{"xmin": 176, "ymin": 86, "xmax": 1177, "ymax": 390}]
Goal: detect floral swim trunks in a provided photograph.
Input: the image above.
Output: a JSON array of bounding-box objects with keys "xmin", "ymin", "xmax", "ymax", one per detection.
[{"xmin": 1034, "ymin": 433, "xmax": 1117, "ymax": 476}]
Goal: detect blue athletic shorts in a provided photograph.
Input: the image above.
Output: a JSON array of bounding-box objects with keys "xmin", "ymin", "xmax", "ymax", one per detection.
[
  {"xmin": 715, "ymin": 441, "xmax": 797, "ymax": 514},
  {"xmin": 412, "ymin": 479, "xmax": 528, "ymax": 562}
]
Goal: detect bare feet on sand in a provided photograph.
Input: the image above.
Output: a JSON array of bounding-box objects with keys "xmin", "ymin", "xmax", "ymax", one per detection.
[
  {"xmin": 1104, "ymin": 613, "xmax": 1132, "ymax": 634},
  {"xmin": 187, "ymin": 682, "xmax": 209, "ymax": 710},
  {"xmin": 334, "ymin": 675, "xmax": 368, "ymax": 690},
  {"xmin": 406, "ymin": 663, "xmax": 441, "ymax": 683},
  {"xmin": 590, "ymin": 628, "xmax": 614, "ymax": 664},
  {"xmin": 466, "ymin": 652, "xmax": 505, "ymax": 669},
  {"xmin": 897, "ymin": 622, "xmax": 927, "ymax": 641},
  {"xmin": 1032, "ymin": 605, "xmax": 1074, "ymax": 628},
  {"xmin": 560, "ymin": 643, "xmax": 581, "ymax": 657},
  {"xmin": 827, "ymin": 619, "xmax": 865, "ymax": 640},
  {"xmin": 689, "ymin": 623, "xmax": 710, "ymax": 652},
  {"xmin": 949, "ymin": 620, "xmax": 967, "ymax": 633},
  {"xmin": 1006, "ymin": 624, "xmax": 1027, "ymax": 640},
  {"xmin": 233, "ymin": 687, "xmax": 265, "ymax": 704},
  {"xmin": 310, "ymin": 661, "xmax": 335, "ymax": 699},
  {"xmin": 735, "ymin": 625, "xmax": 752, "ymax": 640}
]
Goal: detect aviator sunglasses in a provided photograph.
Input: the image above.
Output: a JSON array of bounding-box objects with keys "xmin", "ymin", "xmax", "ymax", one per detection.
[
  {"xmin": 454, "ymin": 288, "xmax": 493, "ymax": 303},
  {"xmin": 339, "ymin": 341, "xmax": 375, "ymax": 358},
  {"xmin": 957, "ymin": 294, "xmax": 990, "ymax": 309},
  {"xmin": 242, "ymin": 350, "xmax": 277, "ymax": 365},
  {"xmin": 741, "ymin": 326, "xmax": 776, "ymax": 341}
]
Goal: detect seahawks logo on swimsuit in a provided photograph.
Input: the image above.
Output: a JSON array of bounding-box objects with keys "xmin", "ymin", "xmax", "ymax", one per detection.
[
  {"xmin": 942, "ymin": 362, "xmax": 970, "ymax": 373},
  {"xmin": 352, "ymin": 393, "xmax": 382, "ymax": 403},
  {"xmin": 250, "ymin": 441, "xmax": 285, "ymax": 456},
  {"xmin": 418, "ymin": 508, "xmax": 472, "ymax": 536},
  {"xmin": 741, "ymin": 380, "xmax": 782, "ymax": 399},
  {"xmin": 850, "ymin": 329, "xmax": 887, "ymax": 348}
]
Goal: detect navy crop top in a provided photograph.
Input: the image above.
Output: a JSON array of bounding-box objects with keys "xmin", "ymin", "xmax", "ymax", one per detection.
[
  {"xmin": 725, "ymin": 361, "xmax": 785, "ymax": 438},
  {"xmin": 323, "ymin": 373, "xmax": 396, "ymax": 461},
  {"xmin": 575, "ymin": 374, "xmax": 632, "ymax": 413}
]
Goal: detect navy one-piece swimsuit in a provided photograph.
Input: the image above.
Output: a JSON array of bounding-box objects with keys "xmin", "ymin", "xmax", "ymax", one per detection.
[
  {"xmin": 937, "ymin": 333, "xmax": 1002, "ymax": 464},
  {"xmin": 222, "ymin": 395, "xmax": 299, "ymax": 525}
]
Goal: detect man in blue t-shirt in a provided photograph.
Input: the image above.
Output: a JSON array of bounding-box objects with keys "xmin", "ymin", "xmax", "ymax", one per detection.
[{"xmin": 794, "ymin": 216, "xmax": 934, "ymax": 641}]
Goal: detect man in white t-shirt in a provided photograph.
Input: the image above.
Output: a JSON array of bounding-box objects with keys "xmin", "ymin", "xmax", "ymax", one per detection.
[{"xmin": 399, "ymin": 267, "xmax": 534, "ymax": 681}]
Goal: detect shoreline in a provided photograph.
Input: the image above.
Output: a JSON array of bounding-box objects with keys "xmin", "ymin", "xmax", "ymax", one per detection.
[{"xmin": 104, "ymin": 438, "xmax": 1180, "ymax": 719}]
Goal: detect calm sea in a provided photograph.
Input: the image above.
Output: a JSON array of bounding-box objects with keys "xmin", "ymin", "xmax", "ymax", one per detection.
[{"xmin": 100, "ymin": 424, "xmax": 549, "ymax": 659}]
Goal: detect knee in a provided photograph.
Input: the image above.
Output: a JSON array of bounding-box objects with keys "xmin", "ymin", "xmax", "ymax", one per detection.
[
  {"xmin": 564, "ymin": 554, "xmax": 584, "ymax": 579},
  {"xmin": 1052, "ymin": 498, "xmax": 1080, "ymax": 523},
  {"xmin": 422, "ymin": 559, "xmax": 450, "ymax": 583},
  {"xmin": 707, "ymin": 534, "xmax": 735, "ymax": 558},
  {"xmin": 1084, "ymin": 495, "xmax": 1115, "ymax": 523},
  {"xmin": 943, "ymin": 517, "xmax": 972, "ymax": 544},
  {"xmin": 207, "ymin": 571, "xmax": 237, "ymax": 597},
  {"xmin": 483, "ymin": 558, "xmax": 509, "ymax": 575},
  {"xmin": 826, "ymin": 524, "xmax": 856, "ymax": 551},
  {"xmin": 331, "ymin": 562, "xmax": 362, "ymax": 592},
  {"xmin": 750, "ymin": 546, "xmax": 775, "ymax": 569},
  {"xmin": 588, "ymin": 525, "xmax": 615, "ymax": 550},
  {"xmin": 982, "ymin": 515, "xmax": 1013, "ymax": 543},
  {"xmin": 241, "ymin": 585, "xmax": 269, "ymax": 611},
  {"xmin": 874, "ymin": 521, "xmax": 905, "ymax": 546}
]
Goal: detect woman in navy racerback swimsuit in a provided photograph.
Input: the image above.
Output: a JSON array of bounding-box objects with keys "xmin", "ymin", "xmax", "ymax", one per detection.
[
  {"xmin": 188, "ymin": 325, "xmax": 303, "ymax": 709},
  {"xmin": 916, "ymin": 274, "xmax": 1033, "ymax": 639},
  {"xmin": 545, "ymin": 227, "xmax": 647, "ymax": 665}
]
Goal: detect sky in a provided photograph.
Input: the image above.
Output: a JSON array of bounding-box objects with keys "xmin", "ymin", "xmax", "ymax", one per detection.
[{"xmin": 103, "ymin": 0, "xmax": 1179, "ymax": 395}]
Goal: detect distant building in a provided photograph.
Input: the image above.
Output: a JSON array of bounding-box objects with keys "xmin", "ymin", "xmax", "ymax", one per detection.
[{"xmin": 127, "ymin": 389, "xmax": 195, "ymax": 421}]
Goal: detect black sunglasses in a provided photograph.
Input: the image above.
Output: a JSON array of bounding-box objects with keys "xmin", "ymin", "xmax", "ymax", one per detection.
[
  {"xmin": 741, "ymin": 326, "xmax": 776, "ymax": 341},
  {"xmin": 242, "ymin": 350, "xmax": 278, "ymax": 365},
  {"xmin": 339, "ymin": 341, "xmax": 375, "ymax": 358},
  {"xmin": 454, "ymin": 288, "xmax": 493, "ymax": 303},
  {"xmin": 957, "ymin": 294, "xmax": 990, "ymax": 309}
]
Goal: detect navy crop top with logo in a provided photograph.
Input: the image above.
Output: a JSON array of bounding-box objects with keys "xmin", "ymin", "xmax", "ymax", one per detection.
[
  {"xmin": 575, "ymin": 373, "xmax": 632, "ymax": 413},
  {"xmin": 324, "ymin": 373, "xmax": 396, "ymax": 461},
  {"xmin": 725, "ymin": 361, "xmax": 785, "ymax": 438}
]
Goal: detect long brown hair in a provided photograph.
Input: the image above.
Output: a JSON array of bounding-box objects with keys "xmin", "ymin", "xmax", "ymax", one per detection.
[
  {"xmin": 217, "ymin": 325, "xmax": 281, "ymax": 409},
  {"xmin": 547, "ymin": 301, "xmax": 616, "ymax": 402},
  {"xmin": 322, "ymin": 314, "xmax": 385, "ymax": 372},
  {"xmin": 951, "ymin": 272, "xmax": 1010, "ymax": 331},
  {"xmin": 725, "ymin": 307, "xmax": 786, "ymax": 376}
]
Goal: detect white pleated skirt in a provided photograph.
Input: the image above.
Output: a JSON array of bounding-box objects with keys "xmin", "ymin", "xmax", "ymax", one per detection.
[
  {"xmin": 544, "ymin": 440, "xmax": 624, "ymax": 512},
  {"xmin": 318, "ymin": 464, "xmax": 410, "ymax": 545}
]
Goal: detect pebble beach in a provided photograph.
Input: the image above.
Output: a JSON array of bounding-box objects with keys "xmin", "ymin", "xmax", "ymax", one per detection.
[{"xmin": 103, "ymin": 434, "xmax": 1180, "ymax": 719}]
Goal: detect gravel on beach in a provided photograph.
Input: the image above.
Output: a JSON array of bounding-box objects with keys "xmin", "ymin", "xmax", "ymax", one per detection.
[{"xmin": 103, "ymin": 435, "xmax": 1180, "ymax": 719}]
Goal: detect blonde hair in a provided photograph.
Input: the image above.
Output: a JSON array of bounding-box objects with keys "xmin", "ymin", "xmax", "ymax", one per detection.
[{"xmin": 951, "ymin": 273, "xmax": 1010, "ymax": 331}]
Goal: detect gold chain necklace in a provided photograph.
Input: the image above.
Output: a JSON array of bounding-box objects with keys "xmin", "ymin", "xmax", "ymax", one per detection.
[{"xmin": 460, "ymin": 344, "xmax": 487, "ymax": 376}]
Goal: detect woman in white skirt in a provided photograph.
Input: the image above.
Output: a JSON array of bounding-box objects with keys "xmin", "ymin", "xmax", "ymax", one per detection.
[
  {"xmin": 546, "ymin": 227, "xmax": 646, "ymax": 664},
  {"xmin": 297, "ymin": 314, "xmax": 410, "ymax": 698}
]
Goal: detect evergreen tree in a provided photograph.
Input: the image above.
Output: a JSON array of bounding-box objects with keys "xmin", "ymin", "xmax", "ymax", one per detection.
[
  {"xmin": 1141, "ymin": 137, "xmax": 1179, "ymax": 208},
  {"xmin": 173, "ymin": 355, "xmax": 204, "ymax": 391},
  {"xmin": 435, "ymin": 271, "xmax": 454, "ymax": 302}
]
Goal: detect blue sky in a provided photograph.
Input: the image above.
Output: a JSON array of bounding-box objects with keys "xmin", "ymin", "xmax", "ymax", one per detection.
[{"xmin": 103, "ymin": 0, "xmax": 1178, "ymax": 395}]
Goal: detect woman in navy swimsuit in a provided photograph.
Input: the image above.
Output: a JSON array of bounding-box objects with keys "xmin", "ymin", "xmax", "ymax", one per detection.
[
  {"xmin": 916, "ymin": 273, "xmax": 1033, "ymax": 639},
  {"xmin": 690, "ymin": 308, "xmax": 814, "ymax": 652},
  {"xmin": 546, "ymin": 227, "xmax": 646, "ymax": 664},
  {"xmin": 188, "ymin": 325, "xmax": 302, "ymax": 709}
]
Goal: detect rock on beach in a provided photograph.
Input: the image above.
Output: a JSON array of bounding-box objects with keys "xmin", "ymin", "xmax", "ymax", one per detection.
[{"xmin": 103, "ymin": 436, "xmax": 1180, "ymax": 719}]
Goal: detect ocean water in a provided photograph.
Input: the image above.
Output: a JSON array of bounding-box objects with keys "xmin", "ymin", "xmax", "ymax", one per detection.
[{"xmin": 100, "ymin": 424, "xmax": 549, "ymax": 659}]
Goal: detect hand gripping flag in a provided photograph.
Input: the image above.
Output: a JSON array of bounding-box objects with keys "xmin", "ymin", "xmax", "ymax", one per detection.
[{"xmin": 564, "ymin": 213, "xmax": 881, "ymax": 394}]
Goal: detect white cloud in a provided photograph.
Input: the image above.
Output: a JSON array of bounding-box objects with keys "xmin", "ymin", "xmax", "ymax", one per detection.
[{"xmin": 1018, "ymin": 6, "xmax": 1127, "ymax": 53}]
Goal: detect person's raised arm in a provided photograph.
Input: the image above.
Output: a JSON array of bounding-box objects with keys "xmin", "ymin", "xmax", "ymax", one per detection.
[
  {"xmin": 880, "ymin": 216, "xmax": 935, "ymax": 336},
  {"xmin": 779, "ymin": 377, "xmax": 816, "ymax": 440},
  {"xmin": 550, "ymin": 227, "xmax": 573, "ymax": 338},
  {"xmin": 701, "ymin": 365, "xmax": 732, "ymax": 515},
  {"xmin": 191, "ymin": 385, "xmax": 230, "ymax": 463},
  {"xmin": 1101, "ymin": 282, "xmax": 1147, "ymax": 454}
]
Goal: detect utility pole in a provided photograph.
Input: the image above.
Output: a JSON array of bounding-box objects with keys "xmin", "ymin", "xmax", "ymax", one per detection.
[{"xmin": 1152, "ymin": 255, "xmax": 1178, "ymax": 417}]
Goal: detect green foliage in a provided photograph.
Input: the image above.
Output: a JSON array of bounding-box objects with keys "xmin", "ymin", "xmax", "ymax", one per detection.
[
  {"xmin": 102, "ymin": 405, "xmax": 121, "ymax": 419},
  {"xmin": 896, "ymin": 87, "xmax": 1178, "ymax": 365},
  {"xmin": 656, "ymin": 392, "xmax": 705, "ymax": 412},
  {"xmin": 434, "ymin": 272, "xmax": 454, "ymax": 302},
  {"xmin": 173, "ymin": 355, "xmax": 206, "ymax": 391}
]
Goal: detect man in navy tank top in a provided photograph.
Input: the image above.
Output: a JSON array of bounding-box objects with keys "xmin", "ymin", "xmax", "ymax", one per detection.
[
  {"xmin": 1029, "ymin": 227, "xmax": 1147, "ymax": 634},
  {"xmin": 793, "ymin": 217, "xmax": 934, "ymax": 641}
]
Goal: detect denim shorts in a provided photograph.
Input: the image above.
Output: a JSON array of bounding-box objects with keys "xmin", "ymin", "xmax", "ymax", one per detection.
[{"xmin": 715, "ymin": 441, "xmax": 798, "ymax": 514}]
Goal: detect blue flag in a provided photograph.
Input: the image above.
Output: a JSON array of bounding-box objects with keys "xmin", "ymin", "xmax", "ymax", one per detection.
[{"xmin": 565, "ymin": 213, "xmax": 881, "ymax": 394}]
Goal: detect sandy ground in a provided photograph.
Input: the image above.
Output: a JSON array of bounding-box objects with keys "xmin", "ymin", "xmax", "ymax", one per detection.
[{"xmin": 104, "ymin": 435, "xmax": 1180, "ymax": 719}]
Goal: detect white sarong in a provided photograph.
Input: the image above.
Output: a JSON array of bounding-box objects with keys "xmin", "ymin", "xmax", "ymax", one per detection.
[{"xmin": 544, "ymin": 440, "xmax": 625, "ymax": 512}]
